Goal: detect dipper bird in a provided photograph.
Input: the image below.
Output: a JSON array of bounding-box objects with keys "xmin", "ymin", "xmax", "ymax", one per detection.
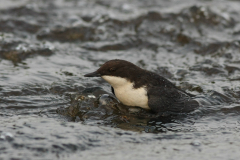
[{"xmin": 84, "ymin": 59, "xmax": 199, "ymax": 113}]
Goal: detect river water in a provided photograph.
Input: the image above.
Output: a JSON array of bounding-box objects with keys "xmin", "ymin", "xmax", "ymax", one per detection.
[{"xmin": 0, "ymin": 0, "xmax": 240, "ymax": 159}]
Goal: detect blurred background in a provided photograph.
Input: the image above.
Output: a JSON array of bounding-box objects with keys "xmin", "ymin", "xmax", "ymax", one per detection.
[{"xmin": 0, "ymin": 0, "xmax": 240, "ymax": 159}]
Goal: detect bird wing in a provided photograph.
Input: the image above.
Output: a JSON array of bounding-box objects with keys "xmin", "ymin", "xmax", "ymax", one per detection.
[
  {"xmin": 141, "ymin": 71, "xmax": 195, "ymax": 97},
  {"xmin": 147, "ymin": 87, "xmax": 199, "ymax": 113}
]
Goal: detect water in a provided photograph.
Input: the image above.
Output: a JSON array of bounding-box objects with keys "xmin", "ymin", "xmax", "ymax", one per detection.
[{"xmin": 0, "ymin": 0, "xmax": 240, "ymax": 159}]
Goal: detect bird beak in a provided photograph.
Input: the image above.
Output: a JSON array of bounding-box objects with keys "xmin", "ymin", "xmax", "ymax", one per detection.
[{"xmin": 84, "ymin": 71, "xmax": 101, "ymax": 77}]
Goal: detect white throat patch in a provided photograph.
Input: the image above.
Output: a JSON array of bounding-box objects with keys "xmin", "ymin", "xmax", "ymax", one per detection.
[{"xmin": 101, "ymin": 75, "xmax": 149, "ymax": 109}]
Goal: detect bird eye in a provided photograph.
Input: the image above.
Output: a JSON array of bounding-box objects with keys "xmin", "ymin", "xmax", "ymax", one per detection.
[{"xmin": 109, "ymin": 67, "xmax": 116, "ymax": 72}]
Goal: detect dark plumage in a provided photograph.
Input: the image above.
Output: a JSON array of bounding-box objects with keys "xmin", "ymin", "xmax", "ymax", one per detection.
[{"xmin": 84, "ymin": 59, "xmax": 199, "ymax": 113}]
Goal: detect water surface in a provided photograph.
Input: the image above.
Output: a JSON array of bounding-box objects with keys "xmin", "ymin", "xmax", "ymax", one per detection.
[{"xmin": 0, "ymin": 0, "xmax": 240, "ymax": 159}]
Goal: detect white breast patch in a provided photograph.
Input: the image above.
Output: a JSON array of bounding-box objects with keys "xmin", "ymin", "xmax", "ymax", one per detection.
[{"xmin": 102, "ymin": 75, "xmax": 150, "ymax": 109}]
